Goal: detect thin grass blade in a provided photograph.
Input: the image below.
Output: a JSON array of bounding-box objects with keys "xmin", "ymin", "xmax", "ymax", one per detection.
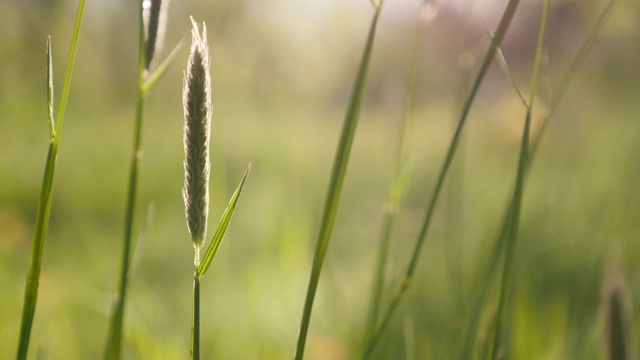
[
  {"xmin": 142, "ymin": 36, "xmax": 188, "ymax": 93},
  {"xmin": 489, "ymin": 1, "xmax": 550, "ymax": 358},
  {"xmin": 363, "ymin": 1, "xmax": 520, "ymax": 357},
  {"xmin": 197, "ymin": 163, "xmax": 251, "ymax": 277},
  {"xmin": 16, "ymin": 1, "xmax": 86, "ymax": 359},
  {"xmin": 294, "ymin": 3, "xmax": 384, "ymax": 359},
  {"xmin": 365, "ymin": 2, "xmax": 427, "ymax": 339},
  {"xmin": 191, "ymin": 274, "xmax": 201, "ymax": 360}
]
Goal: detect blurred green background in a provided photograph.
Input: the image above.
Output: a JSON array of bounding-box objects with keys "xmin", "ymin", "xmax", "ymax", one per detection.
[{"xmin": 1, "ymin": 0, "xmax": 639, "ymax": 358}]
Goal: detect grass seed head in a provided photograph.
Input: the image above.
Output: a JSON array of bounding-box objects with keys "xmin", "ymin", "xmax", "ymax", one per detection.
[
  {"xmin": 182, "ymin": 18, "xmax": 211, "ymax": 249},
  {"xmin": 143, "ymin": 0, "xmax": 170, "ymax": 71}
]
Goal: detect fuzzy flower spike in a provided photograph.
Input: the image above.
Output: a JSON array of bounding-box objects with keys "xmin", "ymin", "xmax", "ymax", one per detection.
[{"xmin": 182, "ymin": 18, "xmax": 211, "ymax": 256}]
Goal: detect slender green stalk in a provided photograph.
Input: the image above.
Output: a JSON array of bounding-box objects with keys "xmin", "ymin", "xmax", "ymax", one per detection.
[
  {"xmin": 458, "ymin": 1, "xmax": 620, "ymax": 357},
  {"xmin": 364, "ymin": 6, "xmax": 425, "ymax": 343},
  {"xmin": 488, "ymin": 106, "xmax": 531, "ymax": 359},
  {"xmin": 489, "ymin": 2, "xmax": 549, "ymax": 358},
  {"xmin": 362, "ymin": 1, "xmax": 520, "ymax": 357},
  {"xmin": 16, "ymin": 2, "xmax": 86, "ymax": 359},
  {"xmin": 191, "ymin": 273, "xmax": 201, "ymax": 360},
  {"xmin": 104, "ymin": 3, "xmax": 149, "ymax": 359},
  {"xmin": 294, "ymin": 2, "xmax": 384, "ymax": 359}
]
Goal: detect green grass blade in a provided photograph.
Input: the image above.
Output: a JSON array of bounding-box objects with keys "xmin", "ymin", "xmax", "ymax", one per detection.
[
  {"xmin": 197, "ymin": 163, "xmax": 252, "ymax": 277},
  {"xmin": 489, "ymin": 1, "xmax": 550, "ymax": 358},
  {"xmin": 363, "ymin": 1, "xmax": 520, "ymax": 357},
  {"xmin": 46, "ymin": 36, "xmax": 55, "ymax": 139},
  {"xmin": 488, "ymin": 108, "xmax": 531, "ymax": 360},
  {"xmin": 142, "ymin": 35, "xmax": 188, "ymax": 93},
  {"xmin": 104, "ymin": 2, "xmax": 148, "ymax": 359},
  {"xmin": 294, "ymin": 3, "xmax": 384, "ymax": 360},
  {"xmin": 127, "ymin": 203, "xmax": 155, "ymax": 279},
  {"xmin": 16, "ymin": 1, "xmax": 86, "ymax": 359},
  {"xmin": 53, "ymin": 0, "xmax": 86, "ymax": 138}
]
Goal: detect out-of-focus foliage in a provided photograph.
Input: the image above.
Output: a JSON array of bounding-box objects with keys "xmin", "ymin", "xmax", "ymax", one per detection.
[{"xmin": 1, "ymin": 0, "xmax": 639, "ymax": 358}]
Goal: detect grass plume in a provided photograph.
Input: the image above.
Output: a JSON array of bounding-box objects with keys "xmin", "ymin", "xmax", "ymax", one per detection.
[
  {"xmin": 143, "ymin": 0, "xmax": 170, "ymax": 71},
  {"xmin": 183, "ymin": 18, "xmax": 212, "ymax": 252}
]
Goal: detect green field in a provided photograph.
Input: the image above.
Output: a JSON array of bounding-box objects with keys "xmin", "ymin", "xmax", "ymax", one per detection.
[{"xmin": 1, "ymin": 0, "xmax": 639, "ymax": 359}]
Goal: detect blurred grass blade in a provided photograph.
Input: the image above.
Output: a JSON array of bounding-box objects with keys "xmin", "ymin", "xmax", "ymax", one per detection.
[
  {"xmin": 294, "ymin": 3, "xmax": 384, "ymax": 360},
  {"xmin": 483, "ymin": 21, "xmax": 527, "ymax": 107},
  {"xmin": 365, "ymin": 3, "xmax": 425, "ymax": 340},
  {"xmin": 142, "ymin": 35, "xmax": 188, "ymax": 93},
  {"xmin": 363, "ymin": 1, "xmax": 520, "ymax": 357},
  {"xmin": 46, "ymin": 36, "xmax": 55, "ymax": 139},
  {"xmin": 197, "ymin": 163, "xmax": 251, "ymax": 277},
  {"xmin": 489, "ymin": 1, "xmax": 549, "ymax": 358},
  {"xmin": 459, "ymin": 1, "xmax": 620, "ymax": 357},
  {"xmin": 489, "ymin": 107, "xmax": 531, "ymax": 360},
  {"xmin": 127, "ymin": 202, "xmax": 156, "ymax": 279},
  {"xmin": 16, "ymin": 1, "xmax": 86, "ymax": 359},
  {"xmin": 496, "ymin": 48, "xmax": 527, "ymax": 107}
]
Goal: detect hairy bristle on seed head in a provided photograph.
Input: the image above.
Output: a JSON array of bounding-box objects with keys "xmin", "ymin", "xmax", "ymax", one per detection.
[{"xmin": 182, "ymin": 18, "xmax": 211, "ymax": 248}]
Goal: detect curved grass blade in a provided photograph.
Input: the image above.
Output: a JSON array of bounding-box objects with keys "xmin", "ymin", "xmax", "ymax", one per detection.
[
  {"xmin": 16, "ymin": 1, "xmax": 86, "ymax": 359},
  {"xmin": 362, "ymin": 1, "xmax": 521, "ymax": 357},
  {"xmin": 197, "ymin": 163, "xmax": 251, "ymax": 277},
  {"xmin": 294, "ymin": 2, "xmax": 384, "ymax": 359},
  {"xmin": 458, "ymin": 1, "xmax": 621, "ymax": 357},
  {"xmin": 142, "ymin": 35, "xmax": 188, "ymax": 93}
]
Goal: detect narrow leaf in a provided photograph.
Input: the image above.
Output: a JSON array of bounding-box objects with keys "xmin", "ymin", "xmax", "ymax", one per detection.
[
  {"xmin": 197, "ymin": 163, "xmax": 251, "ymax": 277},
  {"xmin": 295, "ymin": 5, "xmax": 384, "ymax": 359},
  {"xmin": 142, "ymin": 36, "xmax": 188, "ymax": 93},
  {"xmin": 489, "ymin": 1, "xmax": 550, "ymax": 358}
]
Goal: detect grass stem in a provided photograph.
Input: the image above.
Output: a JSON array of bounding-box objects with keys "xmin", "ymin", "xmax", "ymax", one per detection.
[
  {"xmin": 104, "ymin": 2, "xmax": 148, "ymax": 358},
  {"xmin": 191, "ymin": 273, "xmax": 201, "ymax": 360},
  {"xmin": 489, "ymin": 1, "xmax": 550, "ymax": 358},
  {"xmin": 16, "ymin": 1, "xmax": 86, "ymax": 358}
]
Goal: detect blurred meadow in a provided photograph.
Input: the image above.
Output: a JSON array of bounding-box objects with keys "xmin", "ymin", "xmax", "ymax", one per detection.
[{"xmin": 1, "ymin": 0, "xmax": 640, "ymax": 358}]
